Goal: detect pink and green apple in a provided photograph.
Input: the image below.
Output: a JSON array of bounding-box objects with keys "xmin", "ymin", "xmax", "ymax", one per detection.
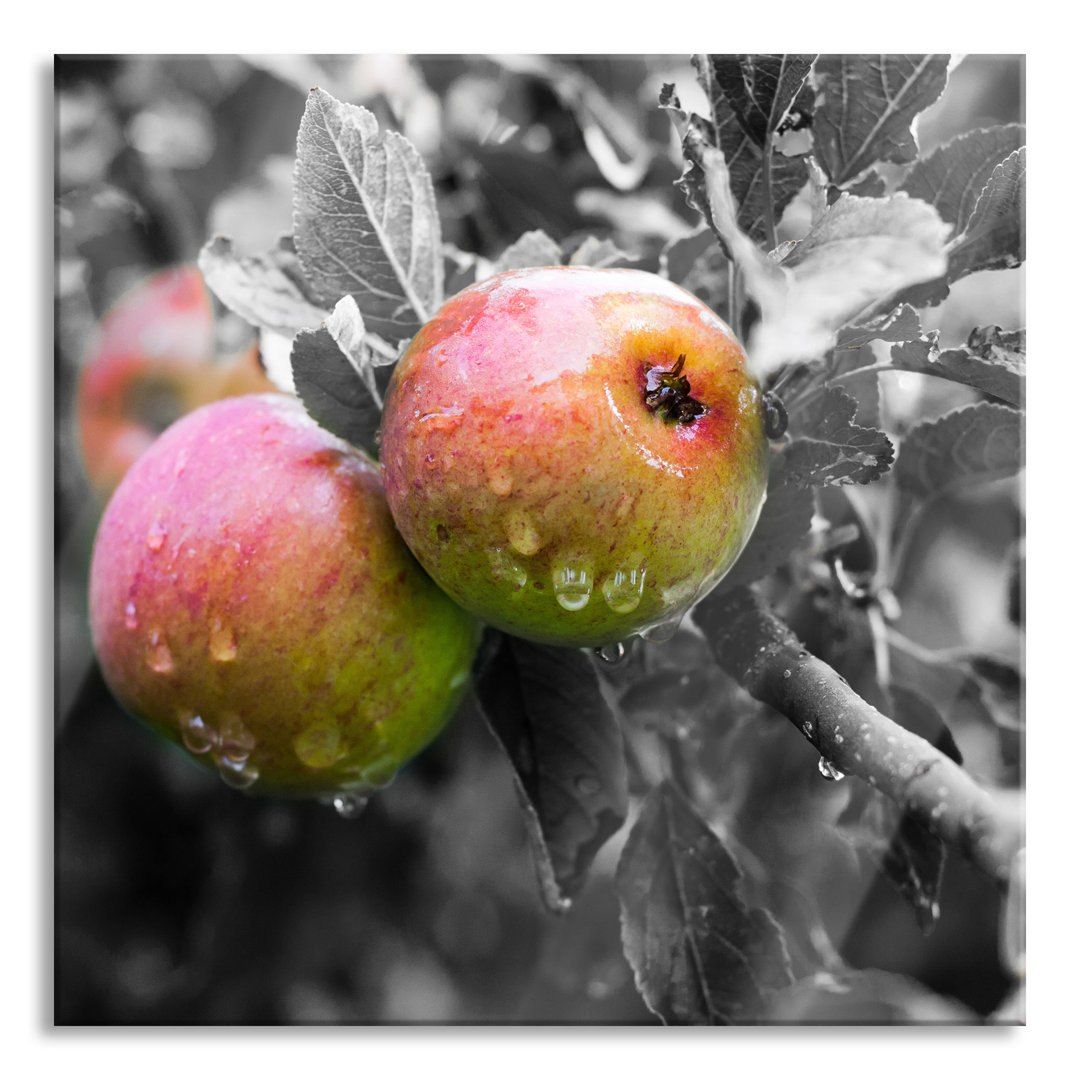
[
  {"xmin": 77, "ymin": 265, "xmax": 278, "ymax": 497},
  {"xmin": 88, "ymin": 393, "xmax": 480, "ymax": 797},
  {"xmin": 378, "ymin": 266, "xmax": 770, "ymax": 648}
]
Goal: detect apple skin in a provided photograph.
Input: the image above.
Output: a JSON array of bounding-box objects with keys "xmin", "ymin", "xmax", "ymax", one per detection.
[
  {"xmin": 379, "ymin": 266, "xmax": 769, "ymax": 648},
  {"xmin": 88, "ymin": 393, "xmax": 481, "ymax": 797},
  {"xmin": 77, "ymin": 265, "xmax": 277, "ymax": 497}
]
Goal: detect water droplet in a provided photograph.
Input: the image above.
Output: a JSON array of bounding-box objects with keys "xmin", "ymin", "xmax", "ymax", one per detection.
[
  {"xmin": 216, "ymin": 756, "xmax": 260, "ymax": 790},
  {"xmin": 575, "ymin": 775, "xmax": 601, "ymax": 796},
  {"xmin": 614, "ymin": 492, "xmax": 636, "ymax": 522},
  {"xmin": 601, "ymin": 567, "xmax": 646, "ymax": 614},
  {"xmin": 180, "ymin": 713, "xmax": 217, "ymax": 754},
  {"xmin": 361, "ymin": 753, "xmax": 399, "ymax": 788},
  {"xmin": 782, "ymin": 668, "xmax": 792, "ymax": 679},
  {"xmin": 145, "ymin": 631, "xmax": 174, "ymax": 674},
  {"xmin": 660, "ymin": 577, "xmax": 697, "ymax": 608},
  {"xmin": 124, "ymin": 601, "xmax": 139, "ymax": 630},
  {"xmin": 449, "ymin": 669, "xmax": 469, "ymax": 690},
  {"xmin": 484, "ymin": 460, "xmax": 513, "ymax": 496},
  {"xmin": 293, "ymin": 722, "xmax": 343, "ymax": 769},
  {"xmin": 595, "ymin": 641, "xmax": 627, "ymax": 664},
  {"xmin": 505, "ymin": 509, "xmax": 543, "ymax": 556},
  {"xmin": 639, "ymin": 614, "xmax": 683, "ymax": 644},
  {"xmin": 817, "ymin": 756, "xmax": 845, "ymax": 782},
  {"xmin": 553, "ymin": 564, "xmax": 593, "ymax": 611},
  {"xmin": 146, "ymin": 520, "xmax": 167, "ymax": 552},
  {"xmin": 209, "ymin": 617, "xmax": 237, "ymax": 662},
  {"xmin": 218, "ymin": 716, "xmax": 256, "ymax": 764},
  {"xmin": 488, "ymin": 547, "xmax": 527, "ymax": 589},
  {"xmin": 332, "ymin": 793, "xmax": 369, "ymax": 819},
  {"xmin": 173, "ymin": 448, "xmax": 189, "ymax": 478}
]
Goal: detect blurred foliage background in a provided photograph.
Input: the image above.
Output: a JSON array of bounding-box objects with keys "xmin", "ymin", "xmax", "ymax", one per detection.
[{"xmin": 55, "ymin": 54, "xmax": 1023, "ymax": 1024}]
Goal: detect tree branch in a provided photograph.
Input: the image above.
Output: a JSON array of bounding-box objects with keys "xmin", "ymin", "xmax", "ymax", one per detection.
[{"xmin": 694, "ymin": 587, "xmax": 1023, "ymax": 887}]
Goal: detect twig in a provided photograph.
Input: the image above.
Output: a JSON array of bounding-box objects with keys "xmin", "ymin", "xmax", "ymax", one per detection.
[{"xmin": 694, "ymin": 587, "xmax": 1023, "ymax": 887}]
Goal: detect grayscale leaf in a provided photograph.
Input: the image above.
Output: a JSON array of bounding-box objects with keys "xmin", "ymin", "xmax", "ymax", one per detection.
[{"xmin": 293, "ymin": 88, "xmax": 443, "ymax": 340}]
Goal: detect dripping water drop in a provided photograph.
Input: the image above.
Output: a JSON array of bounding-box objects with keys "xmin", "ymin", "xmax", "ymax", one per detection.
[{"xmin": 817, "ymin": 756, "xmax": 845, "ymax": 782}]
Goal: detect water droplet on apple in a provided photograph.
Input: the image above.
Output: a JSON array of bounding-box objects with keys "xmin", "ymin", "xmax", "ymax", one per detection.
[
  {"xmin": 173, "ymin": 448, "xmax": 189, "ymax": 478},
  {"xmin": 639, "ymin": 614, "xmax": 683, "ymax": 643},
  {"xmin": 361, "ymin": 753, "xmax": 399, "ymax": 788},
  {"xmin": 218, "ymin": 716, "xmax": 256, "ymax": 764},
  {"xmin": 488, "ymin": 547, "xmax": 527, "ymax": 589},
  {"xmin": 553, "ymin": 565, "xmax": 593, "ymax": 611},
  {"xmin": 293, "ymin": 722, "xmax": 342, "ymax": 769},
  {"xmin": 595, "ymin": 641, "xmax": 627, "ymax": 664},
  {"xmin": 146, "ymin": 520, "xmax": 167, "ymax": 552},
  {"xmin": 209, "ymin": 617, "xmax": 237, "ymax": 662},
  {"xmin": 124, "ymin": 601, "xmax": 139, "ymax": 630},
  {"xmin": 216, "ymin": 756, "xmax": 260, "ymax": 790},
  {"xmin": 449, "ymin": 669, "xmax": 469, "ymax": 690},
  {"xmin": 601, "ymin": 567, "xmax": 646, "ymax": 613},
  {"xmin": 180, "ymin": 713, "xmax": 217, "ymax": 754},
  {"xmin": 331, "ymin": 792, "xmax": 369, "ymax": 819},
  {"xmin": 145, "ymin": 631, "xmax": 174, "ymax": 673},
  {"xmin": 660, "ymin": 577, "xmax": 697, "ymax": 608},
  {"xmin": 504, "ymin": 510, "xmax": 543, "ymax": 556},
  {"xmin": 817, "ymin": 756, "xmax": 845, "ymax": 782}
]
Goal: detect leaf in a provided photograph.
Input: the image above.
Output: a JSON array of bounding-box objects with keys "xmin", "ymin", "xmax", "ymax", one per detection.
[
  {"xmin": 198, "ymin": 235, "xmax": 330, "ymax": 338},
  {"xmin": 764, "ymin": 970, "xmax": 976, "ymax": 1022},
  {"xmin": 293, "ymin": 88, "xmax": 443, "ymax": 340},
  {"xmin": 690, "ymin": 56, "xmax": 811, "ymax": 245},
  {"xmin": 895, "ymin": 402, "xmax": 1021, "ymax": 498},
  {"xmin": 900, "ymin": 147, "xmax": 1026, "ymax": 307},
  {"xmin": 900, "ymin": 123, "xmax": 1026, "ymax": 233},
  {"xmin": 474, "ymin": 636, "xmax": 629, "ymax": 912},
  {"xmin": 751, "ymin": 194, "xmax": 950, "ymax": 376},
  {"xmin": 826, "ymin": 345, "xmax": 880, "ymax": 427},
  {"xmin": 697, "ymin": 54, "xmax": 816, "ymax": 148},
  {"xmin": 687, "ymin": 178, "xmax": 948, "ymax": 380},
  {"xmin": 617, "ymin": 782, "xmax": 792, "ymax": 1024},
  {"xmin": 780, "ymin": 386, "xmax": 894, "ymax": 487},
  {"xmin": 659, "ymin": 225, "xmax": 716, "ymax": 285},
  {"xmin": 836, "ymin": 303, "xmax": 922, "ymax": 349},
  {"xmin": 890, "ymin": 684, "xmax": 963, "ymax": 766},
  {"xmin": 813, "ymin": 55, "xmax": 950, "ymax": 185},
  {"xmin": 716, "ymin": 468, "xmax": 815, "ymax": 593},
  {"xmin": 945, "ymin": 147, "xmax": 1026, "ymax": 278},
  {"xmin": 890, "ymin": 326, "xmax": 1024, "ymax": 407},
  {"xmin": 568, "ymin": 235, "xmax": 634, "ymax": 269},
  {"xmin": 290, "ymin": 304, "xmax": 382, "ymax": 458},
  {"xmin": 491, "ymin": 229, "xmax": 563, "ymax": 274}
]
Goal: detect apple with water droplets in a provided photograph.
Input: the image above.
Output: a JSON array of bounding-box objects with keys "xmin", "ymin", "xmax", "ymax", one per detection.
[
  {"xmin": 76, "ymin": 265, "xmax": 278, "ymax": 497},
  {"xmin": 379, "ymin": 266, "xmax": 770, "ymax": 648},
  {"xmin": 88, "ymin": 393, "xmax": 481, "ymax": 797}
]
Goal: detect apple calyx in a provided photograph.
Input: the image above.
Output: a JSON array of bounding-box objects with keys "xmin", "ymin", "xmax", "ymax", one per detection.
[{"xmin": 642, "ymin": 354, "xmax": 708, "ymax": 425}]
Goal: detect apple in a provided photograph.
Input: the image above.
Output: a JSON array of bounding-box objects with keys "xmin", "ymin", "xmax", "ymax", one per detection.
[
  {"xmin": 379, "ymin": 266, "xmax": 770, "ymax": 648},
  {"xmin": 88, "ymin": 393, "xmax": 481, "ymax": 798},
  {"xmin": 76, "ymin": 265, "xmax": 278, "ymax": 497}
]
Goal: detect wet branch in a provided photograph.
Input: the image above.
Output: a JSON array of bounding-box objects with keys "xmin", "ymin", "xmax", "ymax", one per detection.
[{"xmin": 694, "ymin": 587, "xmax": 1023, "ymax": 887}]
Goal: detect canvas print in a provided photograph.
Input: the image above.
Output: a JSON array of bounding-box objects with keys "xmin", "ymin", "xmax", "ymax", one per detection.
[{"xmin": 55, "ymin": 54, "xmax": 1025, "ymax": 1025}]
